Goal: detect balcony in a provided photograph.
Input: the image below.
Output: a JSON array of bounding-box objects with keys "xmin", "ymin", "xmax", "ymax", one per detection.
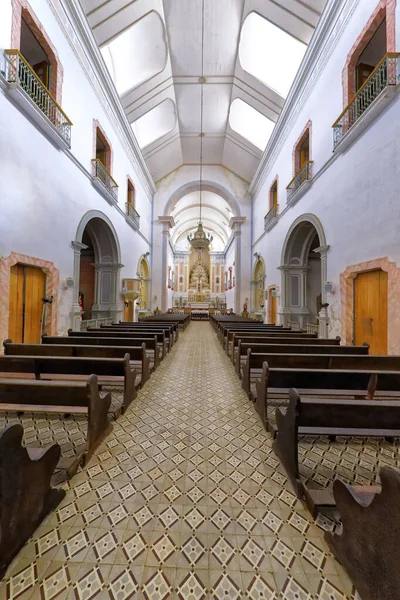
[
  {"xmin": 333, "ymin": 53, "xmax": 400, "ymax": 152},
  {"xmin": 91, "ymin": 158, "xmax": 118, "ymax": 204},
  {"xmin": 264, "ymin": 204, "xmax": 279, "ymax": 230},
  {"xmin": 126, "ymin": 202, "xmax": 140, "ymax": 229},
  {"xmin": 3, "ymin": 50, "xmax": 72, "ymax": 148},
  {"xmin": 286, "ymin": 161, "xmax": 313, "ymax": 205}
]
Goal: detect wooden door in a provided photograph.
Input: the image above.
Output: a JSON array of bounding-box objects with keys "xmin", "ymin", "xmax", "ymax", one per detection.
[
  {"xmin": 269, "ymin": 288, "xmax": 277, "ymax": 325},
  {"xmin": 32, "ymin": 61, "xmax": 50, "ymax": 88},
  {"xmin": 356, "ymin": 63, "xmax": 375, "ymax": 91},
  {"xmin": 8, "ymin": 265, "xmax": 46, "ymax": 343},
  {"xmin": 354, "ymin": 270, "xmax": 388, "ymax": 354}
]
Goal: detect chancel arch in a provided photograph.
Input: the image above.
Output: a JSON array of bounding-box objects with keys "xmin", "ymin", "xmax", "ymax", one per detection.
[
  {"xmin": 279, "ymin": 214, "xmax": 329, "ymax": 333},
  {"xmin": 71, "ymin": 211, "xmax": 122, "ymax": 329}
]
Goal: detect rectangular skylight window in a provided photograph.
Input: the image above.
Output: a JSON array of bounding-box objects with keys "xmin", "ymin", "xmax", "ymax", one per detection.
[
  {"xmin": 229, "ymin": 99, "xmax": 275, "ymax": 151},
  {"xmin": 239, "ymin": 12, "xmax": 307, "ymax": 98}
]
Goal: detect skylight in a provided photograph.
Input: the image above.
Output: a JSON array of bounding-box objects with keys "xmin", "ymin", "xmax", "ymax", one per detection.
[
  {"xmin": 101, "ymin": 11, "xmax": 167, "ymax": 96},
  {"xmin": 132, "ymin": 99, "xmax": 176, "ymax": 148},
  {"xmin": 239, "ymin": 12, "xmax": 307, "ymax": 98},
  {"xmin": 229, "ymin": 99, "xmax": 275, "ymax": 151}
]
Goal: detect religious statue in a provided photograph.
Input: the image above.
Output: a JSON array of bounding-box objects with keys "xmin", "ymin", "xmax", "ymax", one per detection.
[{"xmin": 241, "ymin": 299, "xmax": 249, "ymax": 318}]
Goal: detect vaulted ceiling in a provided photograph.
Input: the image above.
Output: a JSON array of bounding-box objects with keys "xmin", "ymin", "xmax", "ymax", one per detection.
[{"xmin": 80, "ymin": 0, "xmax": 327, "ymax": 183}]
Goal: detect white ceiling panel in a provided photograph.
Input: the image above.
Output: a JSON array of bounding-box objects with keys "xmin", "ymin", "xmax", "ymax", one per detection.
[{"xmin": 79, "ymin": 0, "xmax": 328, "ymax": 184}]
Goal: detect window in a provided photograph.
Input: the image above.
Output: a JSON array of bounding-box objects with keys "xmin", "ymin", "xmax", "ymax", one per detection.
[
  {"xmin": 131, "ymin": 99, "xmax": 177, "ymax": 148},
  {"xmin": 229, "ymin": 99, "xmax": 275, "ymax": 151},
  {"xmin": 270, "ymin": 180, "xmax": 278, "ymax": 210},
  {"xmin": 127, "ymin": 180, "xmax": 135, "ymax": 207},
  {"xmin": 95, "ymin": 127, "xmax": 111, "ymax": 172},
  {"xmin": 239, "ymin": 12, "xmax": 307, "ymax": 98},
  {"xmin": 355, "ymin": 19, "xmax": 387, "ymax": 92},
  {"xmin": 101, "ymin": 11, "xmax": 167, "ymax": 96},
  {"xmin": 293, "ymin": 124, "xmax": 311, "ymax": 174}
]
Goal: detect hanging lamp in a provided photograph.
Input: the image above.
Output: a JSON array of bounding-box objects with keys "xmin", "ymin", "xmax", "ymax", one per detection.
[{"xmin": 188, "ymin": 0, "xmax": 213, "ymax": 251}]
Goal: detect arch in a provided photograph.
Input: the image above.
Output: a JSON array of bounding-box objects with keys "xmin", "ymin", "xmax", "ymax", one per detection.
[
  {"xmin": 281, "ymin": 213, "xmax": 327, "ymax": 266},
  {"xmin": 75, "ymin": 210, "xmax": 121, "ymax": 263},
  {"xmin": 72, "ymin": 211, "xmax": 122, "ymax": 328},
  {"xmin": 253, "ymin": 256, "xmax": 266, "ymax": 312},
  {"xmin": 280, "ymin": 214, "xmax": 329, "ymax": 332},
  {"xmin": 164, "ymin": 180, "xmax": 241, "ymax": 218}
]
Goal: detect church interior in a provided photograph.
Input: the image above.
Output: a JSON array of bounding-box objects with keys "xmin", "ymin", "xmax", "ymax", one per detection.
[{"xmin": 1, "ymin": 0, "xmax": 400, "ymax": 598}]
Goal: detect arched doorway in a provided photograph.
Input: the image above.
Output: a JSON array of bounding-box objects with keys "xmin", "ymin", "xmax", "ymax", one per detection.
[
  {"xmin": 280, "ymin": 215, "xmax": 328, "ymax": 332},
  {"xmin": 72, "ymin": 212, "xmax": 122, "ymax": 329},
  {"xmin": 253, "ymin": 258, "xmax": 265, "ymax": 312}
]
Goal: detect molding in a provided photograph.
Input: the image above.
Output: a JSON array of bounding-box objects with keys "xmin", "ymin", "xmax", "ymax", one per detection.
[
  {"xmin": 249, "ymin": 0, "xmax": 361, "ymax": 196},
  {"xmin": 158, "ymin": 216, "xmax": 175, "ymax": 228},
  {"xmin": 48, "ymin": 0, "xmax": 156, "ymax": 197}
]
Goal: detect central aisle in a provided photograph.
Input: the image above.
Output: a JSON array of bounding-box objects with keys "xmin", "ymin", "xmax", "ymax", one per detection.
[{"xmin": 4, "ymin": 323, "xmax": 353, "ymax": 600}]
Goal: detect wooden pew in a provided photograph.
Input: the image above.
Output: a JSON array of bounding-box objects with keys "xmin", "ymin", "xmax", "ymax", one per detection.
[
  {"xmin": 4, "ymin": 338, "xmax": 160, "ymax": 372},
  {"xmin": 0, "ymin": 425, "xmax": 65, "ymax": 579},
  {"xmin": 0, "ymin": 353, "xmax": 140, "ymax": 415},
  {"xmin": 62, "ymin": 330, "xmax": 168, "ymax": 357},
  {"xmin": 234, "ymin": 342, "xmax": 369, "ymax": 375},
  {"xmin": 0, "ymin": 374, "xmax": 112, "ymax": 470},
  {"xmin": 139, "ymin": 314, "xmax": 190, "ymax": 330},
  {"xmin": 44, "ymin": 332, "xmax": 167, "ymax": 360},
  {"xmin": 218, "ymin": 325, "xmax": 295, "ymax": 348},
  {"xmin": 324, "ymin": 466, "xmax": 400, "ymax": 600},
  {"xmin": 272, "ymin": 389, "xmax": 400, "ymax": 517},
  {"xmin": 93, "ymin": 323, "xmax": 177, "ymax": 346},
  {"xmin": 114, "ymin": 321, "xmax": 180, "ymax": 341},
  {"xmin": 222, "ymin": 329, "xmax": 319, "ymax": 353},
  {"xmin": 249, "ymin": 361, "xmax": 400, "ymax": 432}
]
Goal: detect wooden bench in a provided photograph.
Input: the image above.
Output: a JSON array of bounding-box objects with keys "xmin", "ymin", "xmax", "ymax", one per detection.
[
  {"xmin": 139, "ymin": 314, "xmax": 190, "ymax": 330},
  {"xmin": 0, "ymin": 374, "xmax": 112, "ymax": 473},
  {"xmin": 114, "ymin": 321, "xmax": 180, "ymax": 341},
  {"xmin": 43, "ymin": 332, "xmax": 167, "ymax": 361},
  {"xmin": 223, "ymin": 329, "xmax": 323, "ymax": 354},
  {"xmin": 234, "ymin": 342, "xmax": 369, "ymax": 375},
  {"xmin": 93, "ymin": 323, "xmax": 177, "ymax": 346},
  {"xmin": 0, "ymin": 424, "xmax": 65, "ymax": 579},
  {"xmin": 63, "ymin": 330, "xmax": 168, "ymax": 357},
  {"xmin": 272, "ymin": 389, "xmax": 400, "ymax": 516},
  {"xmin": 218, "ymin": 325, "xmax": 296, "ymax": 348},
  {"xmin": 324, "ymin": 466, "xmax": 400, "ymax": 600},
  {"xmin": 5, "ymin": 338, "xmax": 159, "ymax": 372},
  {"xmin": 249, "ymin": 361, "xmax": 400, "ymax": 432},
  {"xmin": 0, "ymin": 352, "xmax": 140, "ymax": 415}
]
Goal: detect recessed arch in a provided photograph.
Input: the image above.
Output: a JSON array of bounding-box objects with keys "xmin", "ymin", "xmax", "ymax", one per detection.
[
  {"xmin": 164, "ymin": 180, "xmax": 241, "ymax": 218},
  {"xmin": 72, "ymin": 210, "xmax": 123, "ymax": 328},
  {"xmin": 253, "ymin": 256, "xmax": 266, "ymax": 312},
  {"xmin": 281, "ymin": 214, "xmax": 327, "ymax": 266}
]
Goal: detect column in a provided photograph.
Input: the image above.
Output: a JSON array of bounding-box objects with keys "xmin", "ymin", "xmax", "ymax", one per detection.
[
  {"xmin": 314, "ymin": 245, "xmax": 331, "ymax": 337},
  {"xmin": 158, "ymin": 216, "xmax": 175, "ymax": 312},
  {"xmin": 71, "ymin": 240, "xmax": 88, "ymax": 330},
  {"xmin": 229, "ymin": 217, "xmax": 246, "ymax": 313}
]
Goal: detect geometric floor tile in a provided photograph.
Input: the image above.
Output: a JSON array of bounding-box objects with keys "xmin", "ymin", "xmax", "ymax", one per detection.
[{"xmin": 0, "ymin": 323, "xmax": 362, "ymax": 600}]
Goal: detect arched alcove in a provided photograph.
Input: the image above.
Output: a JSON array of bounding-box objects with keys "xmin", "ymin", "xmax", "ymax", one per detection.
[
  {"xmin": 137, "ymin": 254, "xmax": 151, "ymax": 310},
  {"xmin": 72, "ymin": 211, "xmax": 123, "ymax": 328},
  {"xmin": 280, "ymin": 214, "xmax": 329, "ymax": 330}
]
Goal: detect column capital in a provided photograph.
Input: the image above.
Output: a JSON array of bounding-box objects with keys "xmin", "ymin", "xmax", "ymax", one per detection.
[
  {"xmin": 229, "ymin": 216, "xmax": 246, "ymax": 231},
  {"xmin": 158, "ymin": 216, "xmax": 175, "ymax": 229},
  {"xmin": 71, "ymin": 241, "xmax": 88, "ymax": 252},
  {"xmin": 313, "ymin": 244, "xmax": 330, "ymax": 256}
]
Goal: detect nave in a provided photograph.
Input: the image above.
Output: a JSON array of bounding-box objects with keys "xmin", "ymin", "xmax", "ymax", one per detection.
[{"xmin": 2, "ymin": 323, "xmax": 364, "ymax": 600}]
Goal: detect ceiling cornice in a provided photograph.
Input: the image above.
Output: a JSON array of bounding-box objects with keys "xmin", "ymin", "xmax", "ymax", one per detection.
[
  {"xmin": 249, "ymin": 0, "xmax": 361, "ymax": 196},
  {"xmin": 52, "ymin": 0, "xmax": 156, "ymax": 196}
]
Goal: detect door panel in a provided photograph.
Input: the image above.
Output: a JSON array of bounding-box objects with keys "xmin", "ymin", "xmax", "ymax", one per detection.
[
  {"xmin": 8, "ymin": 264, "xmax": 24, "ymax": 342},
  {"xmin": 24, "ymin": 267, "xmax": 46, "ymax": 343},
  {"xmin": 354, "ymin": 270, "xmax": 388, "ymax": 354},
  {"xmin": 8, "ymin": 265, "xmax": 46, "ymax": 344}
]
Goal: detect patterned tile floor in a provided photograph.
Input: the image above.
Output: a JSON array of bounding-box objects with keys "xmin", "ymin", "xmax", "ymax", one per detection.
[{"xmin": 1, "ymin": 323, "xmax": 365, "ymax": 600}]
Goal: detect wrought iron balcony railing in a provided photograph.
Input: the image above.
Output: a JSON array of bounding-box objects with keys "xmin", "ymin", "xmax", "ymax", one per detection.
[
  {"xmin": 333, "ymin": 52, "xmax": 400, "ymax": 149},
  {"xmin": 286, "ymin": 161, "xmax": 313, "ymax": 203},
  {"xmin": 264, "ymin": 204, "xmax": 279, "ymax": 228},
  {"xmin": 126, "ymin": 202, "xmax": 140, "ymax": 228},
  {"xmin": 4, "ymin": 50, "xmax": 72, "ymax": 146},
  {"xmin": 91, "ymin": 159, "xmax": 118, "ymax": 201}
]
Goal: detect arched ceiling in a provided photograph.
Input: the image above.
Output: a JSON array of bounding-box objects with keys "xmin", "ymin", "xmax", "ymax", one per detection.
[
  {"xmin": 169, "ymin": 190, "xmax": 233, "ymax": 251},
  {"xmin": 80, "ymin": 0, "xmax": 327, "ymax": 183}
]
